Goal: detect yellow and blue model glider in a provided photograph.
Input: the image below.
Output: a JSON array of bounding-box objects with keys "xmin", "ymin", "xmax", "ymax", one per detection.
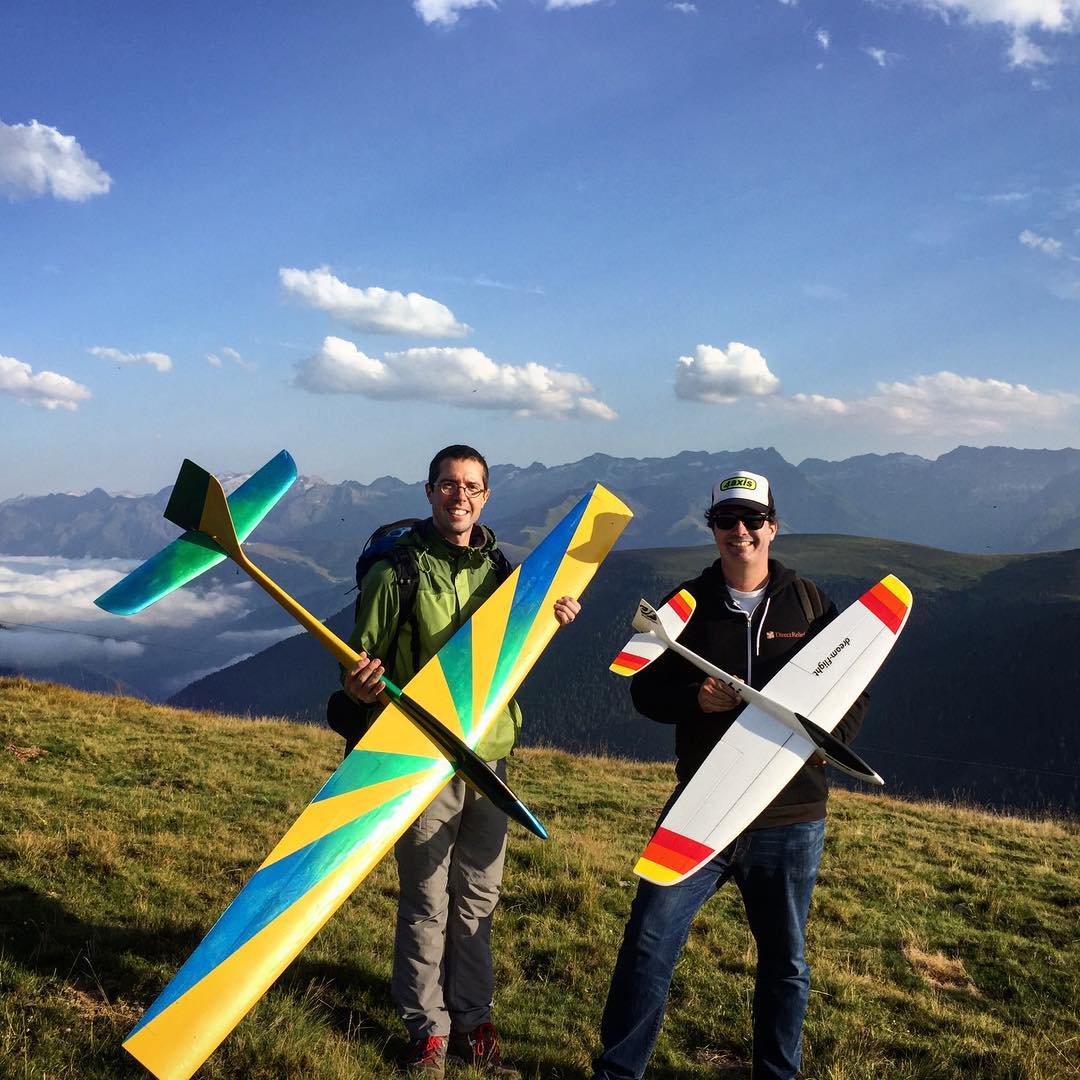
[{"xmin": 95, "ymin": 450, "xmax": 632, "ymax": 1080}]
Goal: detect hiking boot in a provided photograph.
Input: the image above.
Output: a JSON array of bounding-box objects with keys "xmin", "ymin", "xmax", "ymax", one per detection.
[
  {"xmin": 448, "ymin": 1022, "xmax": 520, "ymax": 1077},
  {"xmin": 401, "ymin": 1034, "xmax": 448, "ymax": 1078}
]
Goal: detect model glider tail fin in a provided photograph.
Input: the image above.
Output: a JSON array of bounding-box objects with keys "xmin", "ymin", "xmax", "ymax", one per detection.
[
  {"xmin": 632, "ymin": 590, "xmax": 695, "ymax": 641},
  {"xmin": 94, "ymin": 450, "xmax": 297, "ymax": 616},
  {"xmin": 164, "ymin": 459, "xmax": 242, "ymax": 558},
  {"xmin": 611, "ymin": 590, "xmax": 696, "ymax": 676},
  {"xmin": 631, "ymin": 598, "xmax": 664, "ymax": 636}
]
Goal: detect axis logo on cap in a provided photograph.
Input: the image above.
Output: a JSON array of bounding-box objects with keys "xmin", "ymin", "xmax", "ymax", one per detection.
[{"xmin": 720, "ymin": 476, "xmax": 758, "ymax": 492}]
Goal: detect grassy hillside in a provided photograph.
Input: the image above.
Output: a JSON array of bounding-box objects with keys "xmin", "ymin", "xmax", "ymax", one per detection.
[{"xmin": 2, "ymin": 678, "xmax": 1078, "ymax": 1079}]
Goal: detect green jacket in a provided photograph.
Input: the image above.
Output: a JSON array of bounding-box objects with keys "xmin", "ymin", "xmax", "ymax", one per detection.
[{"xmin": 344, "ymin": 518, "xmax": 522, "ymax": 761}]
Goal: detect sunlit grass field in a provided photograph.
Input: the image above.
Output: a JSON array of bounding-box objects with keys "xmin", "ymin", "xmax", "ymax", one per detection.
[{"xmin": 2, "ymin": 677, "xmax": 1077, "ymax": 1079}]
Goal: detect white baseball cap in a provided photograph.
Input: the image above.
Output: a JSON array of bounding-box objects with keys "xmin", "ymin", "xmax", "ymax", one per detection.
[{"xmin": 709, "ymin": 470, "xmax": 774, "ymax": 515}]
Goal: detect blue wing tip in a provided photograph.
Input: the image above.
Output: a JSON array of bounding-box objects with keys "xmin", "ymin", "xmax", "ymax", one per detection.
[
  {"xmin": 519, "ymin": 802, "xmax": 548, "ymax": 840},
  {"xmin": 93, "ymin": 586, "xmax": 132, "ymax": 615},
  {"xmin": 277, "ymin": 448, "xmax": 298, "ymax": 482}
]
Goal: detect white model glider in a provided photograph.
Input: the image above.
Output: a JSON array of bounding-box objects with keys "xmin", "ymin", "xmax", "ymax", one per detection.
[{"xmin": 610, "ymin": 575, "xmax": 911, "ymax": 885}]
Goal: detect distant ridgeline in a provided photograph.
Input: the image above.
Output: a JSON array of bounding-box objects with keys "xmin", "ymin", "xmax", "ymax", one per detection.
[
  {"xmin": 168, "ymin": 535, "xmax": 1080, "ymax": 818},
  {"xmin": 4, "ymin": 445, "xmax": 1080, "ymax": 564}
]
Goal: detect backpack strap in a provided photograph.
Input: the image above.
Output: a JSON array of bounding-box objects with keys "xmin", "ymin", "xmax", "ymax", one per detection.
[
  {"xmin": 794, "ymin": 577, "xmax": 824, "ymax": 626},
  {"xmin": 489, "ymin": 544, "xmax": 514, "ymax": 585},
  {"xmin": 376, "ymin": 543, "xmax": 421, "ymax": 679}
]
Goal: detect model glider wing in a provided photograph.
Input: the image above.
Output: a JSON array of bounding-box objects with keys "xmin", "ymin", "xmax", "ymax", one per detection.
[
  {"xmin": 121, "ymin": 483, "xmax": 632, "ymax": 1080},
  {"xmin": 634, "ymin": 575, "xmax": 911, "ymax": 886},
  {"xmin": 94, "ymin": 450, "xmax": 297, "ymax": 616}
]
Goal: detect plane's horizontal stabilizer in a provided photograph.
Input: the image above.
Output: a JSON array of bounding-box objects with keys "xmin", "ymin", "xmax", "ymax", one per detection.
[
  {"xmin": 94, "ymin": 450, "xmax": 296, "ymax": 615},
  {"xmin": 610, "ymin": 590, "xmax": 695, "ymax": 676}
]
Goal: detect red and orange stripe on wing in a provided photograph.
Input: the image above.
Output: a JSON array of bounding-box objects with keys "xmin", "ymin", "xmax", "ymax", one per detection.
[
  {"xmin": 634, "ymin": 826, "xmax": 716, "ymax": 884},
  {"xmin": 859, "ymin": 574, "xmax": 911, "ymax": 634}
]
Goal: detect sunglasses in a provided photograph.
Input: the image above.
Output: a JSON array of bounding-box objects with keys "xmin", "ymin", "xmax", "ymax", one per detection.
[{"xmin": 709, "ymin": 513, "xmax": 771, "ymax": 532}]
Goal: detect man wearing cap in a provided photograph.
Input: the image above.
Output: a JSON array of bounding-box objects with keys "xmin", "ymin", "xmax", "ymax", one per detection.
[{"xmin": 591, "ymin": 470, "xmax": 868, "ymax": 1080}]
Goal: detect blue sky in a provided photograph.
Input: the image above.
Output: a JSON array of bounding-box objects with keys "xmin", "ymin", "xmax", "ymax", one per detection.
[{"xmin": 3, "ymin": 0, "xmax": 1079, "ymax": 500}]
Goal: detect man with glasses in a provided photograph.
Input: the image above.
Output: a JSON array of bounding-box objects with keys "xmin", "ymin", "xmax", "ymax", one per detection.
[
  {"xmin": 592, "ymin": 470, "xmax": 868, "ymax": 1080},
  {"xmin": 345, "ymin": 444, "xmax": 579, "ymax": 1078}
]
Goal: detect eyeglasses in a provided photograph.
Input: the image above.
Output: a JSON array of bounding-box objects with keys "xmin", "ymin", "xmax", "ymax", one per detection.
[
  {"xmin": 709, "ymin": 513, "xmax": 771, "ymax": 531},
  {"xmin": 434, "ymin": 480, "xmax": 487, "ymax": 499}
]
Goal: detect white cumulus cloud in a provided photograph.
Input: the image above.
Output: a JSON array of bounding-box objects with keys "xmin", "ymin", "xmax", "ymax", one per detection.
[
  {"xmin": 89, "ymin": 346, "xmax": 172, "ymax": 372},
  {"xmin": 547, "ymin": 0, "xmax": 604, "ymax": 9},
  {"xmin": 675, "ymin": 343, "xmax": 782, "ymax": 404},
  {"xmin": 0, "ymin": 555, "xmax": 262, "ymax": 681},
  {"xmin": 295, "ymin": 335, "xmax": 616, "ymax": 419},
  {"xmin": 669, "ymin": 2, "xmax": 698, "ymax": 12},
  {"xmin": 901, "ymin": 1, "xmax": 1078, "ymax": 65},
  {"xmin": 413, "ymin": 0, "xmax": 497, "ymax": 27},
  {"xmin": 0, "ymin": 627, "xmax": 144, "ymax": 670},
  {"xmin": 280, "ymin": 266, "xmax": 469, "ymax": 338},
  {"xmin": 817, "ymin": 28, "xmax": 831, "ymax": 49},
  {"xmin": 1019, "ymin": 228, "xmax": 1064, "ymax": 255},
  {"xmin": 0, "ymin": 118, "xmax": 112, "ymax": 202},
  {"xmin": 786, "ymin": 371, "xmax": 1077, "ymax": 436},
  {"xmin": 902, "ymin": 1, "xmax": 1079, "ymax": 32},
  {"xmin": 0, "ymin": 354, "xmax": 91, "ymax": 411}
]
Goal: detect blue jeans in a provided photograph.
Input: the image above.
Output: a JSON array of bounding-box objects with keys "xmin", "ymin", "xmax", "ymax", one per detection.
[{"xmin": 593, "ymin": 819, "xmax": 826, "ymax": 1080}]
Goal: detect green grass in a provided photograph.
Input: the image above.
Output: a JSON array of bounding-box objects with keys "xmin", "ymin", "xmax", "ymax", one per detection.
[{"xmin": 2, "ymin": 677, "xmax": 1077, "ymax": 1079}]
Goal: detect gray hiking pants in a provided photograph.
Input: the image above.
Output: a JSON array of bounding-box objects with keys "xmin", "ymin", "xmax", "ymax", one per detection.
[{"xmin": 392, "ymin": 759, "xmax": 509, "ymax": 1039}]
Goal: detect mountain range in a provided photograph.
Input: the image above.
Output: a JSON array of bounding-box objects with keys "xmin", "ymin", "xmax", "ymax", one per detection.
[
  {"xmin": 4, "ymin": 446, "xmax": 1080, "ymax": 572},
  {"xmin": 3, "ymin": 443, "xmax": 1079, "ymax": 811}
]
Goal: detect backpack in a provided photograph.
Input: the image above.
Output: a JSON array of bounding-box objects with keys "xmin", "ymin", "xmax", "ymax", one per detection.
[
  {"xmin": 793, "ymin": 577, "xmax": 824, "ymax": 625},
  {"xmin": 326, "ymin": 519, "xmax": 513, "ymax": 755}
]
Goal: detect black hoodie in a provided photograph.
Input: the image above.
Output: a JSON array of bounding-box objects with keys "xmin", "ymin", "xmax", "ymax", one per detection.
[{"xmin": 630, "ymin": 558, "xmax": 869, "ymax": 829}]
